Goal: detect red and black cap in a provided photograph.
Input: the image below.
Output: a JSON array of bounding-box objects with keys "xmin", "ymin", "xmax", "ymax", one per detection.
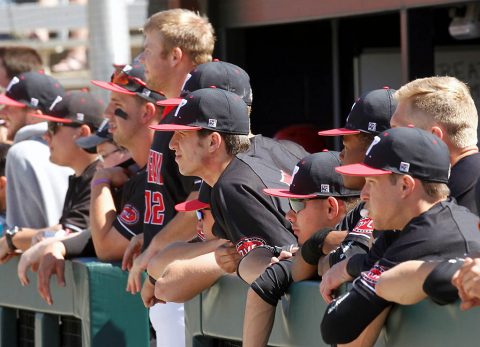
[
  {"xmin": 336, "ymin": 127, "xmax": 451, "ymax": 183},
  {"xmin": 264, "ymin": 151, "xmax": 361, "ymax": 199},
  {"xmin": 318, "ymin": 87, "xmax": 396, "ymax": 136},
  {"xmin": 91, "ymin": 63, "xmax": 165, "ymax": 103},
  {"xmin": 32, "ymin": 90, "xmax": 105, "ymax": 130},
  {"xmin": 0, "ymin": 72, "xmax": 65, "ymax": 113},
  {"xmin": 175, "ymin": 182, "xmax": 211, "ymax": 212},
  {"xmin": 183, "ymin": 60, "xmax": 252, "ymax": 105},
  {"xmin": 75, "ymin": 119, "xmax": 113, "ymax": 151},
  {"xmin": 151, "ymin": 88, "xmax": 250, "ymax": 135}
]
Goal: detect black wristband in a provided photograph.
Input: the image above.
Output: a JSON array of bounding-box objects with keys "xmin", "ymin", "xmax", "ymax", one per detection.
[
  {"xmin": 301, "ymin": 228, "xmax": 333, "ymax": 265},
  {"xmin": 148, "ymin": 274, "xmax": 157, "ymax": 285}
]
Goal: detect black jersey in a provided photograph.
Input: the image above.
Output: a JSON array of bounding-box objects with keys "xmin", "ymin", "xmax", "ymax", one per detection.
[
  {"xmin": 143, "ymin": 112, "xmax": 198, "ymax": 248},
  {"xmin": 322, "ymin": 198, "xmax": 480, "ymax": 345},
  {"xmin": 449, "ymin": 152, "xmax": 480, "ymax": 215},
  {"xmin": 114, "ymin": 167, "xmax": 147, "ymax": 240},
  {"xmin": 211, "ymin": 156, "xmax": 297, "ymax": 256},
  {"xmin": 59, "ymin": 160, "xmax": 99, "ymax": 233}
]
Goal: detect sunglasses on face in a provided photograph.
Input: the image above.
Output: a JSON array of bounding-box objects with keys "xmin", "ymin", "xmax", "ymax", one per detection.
[
  {"xmin": 47, "ymin": 122, "xmax": 82, "ymax": 136},
  {"xmin": 195, "ymin": 209, "xmax": 211, "ymax": 221},
  {"xmin": 98, "ymin": 148, "xmax": 124, "ymax": 162},
  {"xmin": 288, "ymin": 197, "xmax": 324, "ymax": 213}
]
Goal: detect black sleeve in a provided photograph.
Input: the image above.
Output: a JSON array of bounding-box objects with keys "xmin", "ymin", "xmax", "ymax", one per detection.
[
  {"xmin": 251, "ymin": 259, "xmax": 294, "ymax": 306},
  {"xmin": 329, "ymin": 240, "xmax": 370, "ymax": 267},
  {"xmin": 211, "ymin": 181, "xmax": 297, "ymax": 255},
  {"xmin": 62, "ymin": 229, "xmax": 96, "ymax": 258},
  {"xmin": 321, "ymin": 264, "xmax": 392, "ymax": 344},
  {"xmin": 423, "ymin": 259, "xmax": 463, "ymax": 305},
  {"xmin": 346, "ymin": 232, "xmax": 393, "ymax": 278}
]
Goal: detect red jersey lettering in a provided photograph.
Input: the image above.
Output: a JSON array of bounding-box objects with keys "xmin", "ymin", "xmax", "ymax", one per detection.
[
  {"xmin": 147, "ymin": 150, "xmax": 164, "ymax": 185},
  {"xmin": 144, "ymin": 190, "xmax": 165, "ymax": 225}
]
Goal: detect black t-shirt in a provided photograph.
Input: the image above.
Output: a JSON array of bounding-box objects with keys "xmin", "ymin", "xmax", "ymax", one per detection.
[
  {"xmin": 211, "ymin": 156, "xmax": 297, "ymax": 256},
  {"xmin": 59, "ymin": 160, "xmax": 99, "ymax": 232},
  {"xmin": 448, "ymin": 152, "xmax": 480, "ymax": 215},
  {"xmin": 114, "ymin": 166, "xmax": 147, "ymax": 240},
  {"xmin": 143, "ymin": 112, "xmax": 198, "ymax": 248},
  {"xmin": 322, "ymin": 199, "xmax": 480, "ymax": 344},
  {"xmin": 247, "ymin": 135, "xmax": 309, "ymax": 174}
]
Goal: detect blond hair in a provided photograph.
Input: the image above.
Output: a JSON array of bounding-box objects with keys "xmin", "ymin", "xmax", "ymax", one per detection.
[
  {"xmin": 144, "ymin": 8, "xmax": 215, "ymax": 65},
  {"xmin": 395, "ymin": 76, "xmax": 478, "ymax": 148}
]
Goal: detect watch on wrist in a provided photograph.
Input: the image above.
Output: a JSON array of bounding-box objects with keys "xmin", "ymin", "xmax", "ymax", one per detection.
[{"xmin": 5, "ymin": 226, "xmax": 21, "ymax": 252}]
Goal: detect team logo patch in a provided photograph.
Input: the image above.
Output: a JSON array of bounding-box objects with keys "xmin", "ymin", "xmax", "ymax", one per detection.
[
  {"xmin": 366, "ymin": 136, "xmax": 381, "ymax": 156},
  {"xmin": 368, "ymin": 122, "xmax": 377, "ymax": 132},
  {"xmin": 236, "ymin": 237, "xmax": 267, "ymax": 256},
  {"xmin": 360, "ymin": 264, "xmax": 389, "ymax": 292},
  {"xmin": 208, "ymin": 119, "xmax": 217, "ymax": 127},
  {"xmin": 141, "ymin": 88, "xmax": 151, "ymax": 97},
  {"xmin": 280, "ymin": 170, "xmax": 292, "ymax": 185},
  {"xmin": 30, "ymin": 98, "xmax": 39, "ymax": 107},
  {"xmin": 320, "ymin": 184, "xmax": 330, "ymax": 193},
  {"xmin": 76, "ymin": 113, "xmax": 85, "ymax": 122},
  {"xmin": 351, "ymin": 217, "xmax": 374, "ymax": 238},
  {"xmin": 122, "ymin": 65, "xmax": 133, "ymax": 73},
  {"xmin": 6, "ymin": 76, "xmax": 19, "ymax": 92},
  {"xmin": 399, "ymin": 161, "xmax": 410, "ymax": 173},
  {"xmin": 119, "ymin": 204, "xmax": 140, "ymax": 225}
]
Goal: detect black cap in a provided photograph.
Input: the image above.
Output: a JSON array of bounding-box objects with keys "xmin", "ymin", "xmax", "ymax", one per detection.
[
  {"xmin": 151, "ymin": 88, "xmax": 250, "ymax": 135},
  {"xmin": 91, "ymin": 62, "xmax": 165, "ymax": 103},
  {"xmin": 32, "ymin": 90, "xmax": 105, "ymax": 130},
  {"xmin": 318, "ymin": 87, "xmax": 396, "ymax": 136},
  {"xmin": 336, "ymin": 127, "xmax": 451, "ymax": 183},
  {"xmin": 175, "ymin": 182, "xmax": 212, "ymax": 212},
  {"xmin": 0, "ymin": 72, "xmax": 65, "ymax": 113},
  {"xmin": 75, "ymin": 119, "xmax": 113, "ymax": 151},
  {"xmin": 264, "ymin": 151, "xmax": 361, "ymax": 199},
  {"xmin": 183, "ymin": 60, "xmax": 252, "ymax": 105}
]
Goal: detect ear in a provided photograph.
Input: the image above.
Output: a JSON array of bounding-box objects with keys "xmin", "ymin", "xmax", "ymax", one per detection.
[
  {"xmin": 431, "ymin": 126, "xmax": 444, "ymax": 140},
  {"xmin": 78, "ymin": 124, "xmax": 92, "ymax": 138},
  {"xmin": 170, "ymin": 47, "xmax": 183, "ymax": 67},
  {"xmin": 208, "ymin": 132, "xmax": 223, "ymax": 153},
  {"xmin": 326, "ymin": 196, "xmax": 340, "ymax": 220},
  {"xmin": 142, "ymin": 102, "xmax": 157, "ymax": 124},
  {"xmin": 400, "ymin": 175, "xmax": 415, "ymax": 198}
]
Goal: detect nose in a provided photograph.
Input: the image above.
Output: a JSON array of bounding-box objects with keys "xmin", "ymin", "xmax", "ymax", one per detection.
[
  {"xmin": 286, "ymin": 209, "xmax": 296, "ymax": 223},
  {"xmin": 360, "ymin": 183, "xmax": 370, "ymax": 202},
  {"xmin": 169, "ymin": 132, "xmax": 179, "ymax": 150},
  {"xmin": 339, "ymin": 148, "xmax": 345, "ymax": 162}
]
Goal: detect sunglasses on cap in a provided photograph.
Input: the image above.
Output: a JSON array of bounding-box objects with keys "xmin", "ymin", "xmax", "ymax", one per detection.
[
  {"xmin": 195, "ymin": 209, "xmax": 211, "ymax": 221},
  {"xmin": 47, "ymin": 121, "xmax": 82, "ymax": 136},
  {"xmin": 111, "ymin": 69, "xmax": 147, "ymax": 89},
  {"xmin": 288, "ymin": 197, "xmax": 324, "ymax": 214}
]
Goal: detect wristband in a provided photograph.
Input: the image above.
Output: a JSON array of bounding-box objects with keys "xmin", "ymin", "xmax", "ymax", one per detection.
[
  {"xmin": 91, "ymin": 178, "xmax": 111, "ymax": 188},
  {"xmin": 301, "ymin": 228, "xmax": 333, "ymax": 265}
]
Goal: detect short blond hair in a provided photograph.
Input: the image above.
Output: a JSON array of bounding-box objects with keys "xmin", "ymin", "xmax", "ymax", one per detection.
[
  {"xmin": 395, "ymin": 76, "xmax": 478, "ymax": 148},
  {"xmin": 144, "ymin": 8, "xmax": 215, "ymax": 65}
]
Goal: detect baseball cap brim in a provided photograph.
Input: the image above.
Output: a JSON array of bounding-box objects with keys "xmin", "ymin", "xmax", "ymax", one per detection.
[
  {"xmin": 157, "ymin": 98, "xmax": 183, "ymax": 107},
  {"xmin": 91, "ymin": 80, "xmax": 136, "ymax": 95},
  {"xmin": 75, "ymin": 134, "xmax": 110, "ymax": 149},
  {"xmin": 263, "ymin": 188, "xmax": 318, "ymax": 199},
  {"xmin": 335, "ymin": 163, "xmax": 392, "ymax": 176},
  {"xmin": 28, "ymin": 113, "xmax": 74, "ymax": 123},
  {"xmin": 318, "ymin": 128, "xmax": 360, "ymax": 136},
  {"xmin": 0, "ymin": 94, "xmax": 26, "ymax": 108},
  {"xmin": 175, "ymin": 199, "xmax": 210, "ymax": 212},
  {"xmin": 149, "ymin": 124, "xmax": 202, "ymax": 131}
]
